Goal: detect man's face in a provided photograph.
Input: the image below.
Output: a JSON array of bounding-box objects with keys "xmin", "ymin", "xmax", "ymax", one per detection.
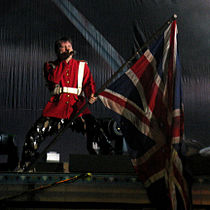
[
  {"xmin": 58, "ymin": 41, "xmax": 73, "ymax": 61},
  {"xmin": 59, "ymin": 41, "xmax": 73, "ymax": 54}
]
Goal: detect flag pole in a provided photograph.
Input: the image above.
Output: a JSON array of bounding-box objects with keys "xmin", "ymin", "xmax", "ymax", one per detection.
[{"xmin": 23, "ymin": 14, "xmax": 177, "ymax": 172}]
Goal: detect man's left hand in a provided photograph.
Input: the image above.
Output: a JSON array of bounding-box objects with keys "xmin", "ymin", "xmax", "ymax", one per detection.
[{"xmin": 88, "ymin": 93, "xmax": 97, "ymax": 104}]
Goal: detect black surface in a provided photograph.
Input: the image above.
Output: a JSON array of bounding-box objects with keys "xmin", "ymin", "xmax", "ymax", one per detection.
[{"xmin": 69, "ymin": 154, "xmax": 135, "ymax": 174}]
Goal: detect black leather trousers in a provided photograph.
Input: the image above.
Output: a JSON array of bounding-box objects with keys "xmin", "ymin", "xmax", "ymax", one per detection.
[{"xmin": 20, "ymin": 114, "xmax": 113, "ymax": 170}]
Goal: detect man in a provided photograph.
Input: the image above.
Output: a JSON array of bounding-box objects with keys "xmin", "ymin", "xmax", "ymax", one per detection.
[{"xmin": 19, "ymin": 37, "xmax": 112, "ymax": 171}]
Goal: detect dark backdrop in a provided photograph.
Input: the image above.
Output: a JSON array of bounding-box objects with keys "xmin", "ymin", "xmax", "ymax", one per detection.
[{"xmin": 0, "ymin": 0, "xmax": 209, "ymax": 161}]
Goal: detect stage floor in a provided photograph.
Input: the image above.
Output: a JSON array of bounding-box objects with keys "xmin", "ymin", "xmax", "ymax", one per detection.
[
  {"xmin": 0, "ymin": 154, "xmax": 210, "ymax": 209},
  {"xmin": 0, "ymin": 171, "xmax": 210, "ymax": 209}
]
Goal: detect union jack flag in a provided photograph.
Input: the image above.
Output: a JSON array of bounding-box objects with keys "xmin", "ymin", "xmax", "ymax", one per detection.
[{"xmin": 99, "ymin": 20, "xmax": 191, "ymax": 210}]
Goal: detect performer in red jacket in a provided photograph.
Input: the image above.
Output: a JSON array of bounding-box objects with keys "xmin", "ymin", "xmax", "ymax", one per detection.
[{"xmin": 19, "ymin": 37, "xmax": 113, "ymax": 171}]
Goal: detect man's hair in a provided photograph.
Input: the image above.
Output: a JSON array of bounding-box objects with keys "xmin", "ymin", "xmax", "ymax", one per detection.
[{"xmin": 54, "ymin": 37, "xmax": 73, "ymax": 55}]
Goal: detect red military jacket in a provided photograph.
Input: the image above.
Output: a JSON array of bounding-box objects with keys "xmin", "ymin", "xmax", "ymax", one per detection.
[{"xmin": 42, "ymin": 58, "xmax": 96, "ymax": 119}]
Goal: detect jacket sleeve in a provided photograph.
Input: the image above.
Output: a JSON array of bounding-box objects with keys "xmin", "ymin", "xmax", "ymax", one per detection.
[
  {"xmin": 43, "ymin": 62, "xmax": 57, "ymax": 92},
  {"xmin": 45, "ymin": 61, "xmax": 64, "ymax": 84},
  {"xmin": 82, "ymin": 63, "xmax": 96, "ymax": 98}
]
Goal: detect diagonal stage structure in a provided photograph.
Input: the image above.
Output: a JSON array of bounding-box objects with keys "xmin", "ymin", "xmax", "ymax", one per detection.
[{"xmin": 52, "ymin": 0, "xmax": 125, "ymax": 71}]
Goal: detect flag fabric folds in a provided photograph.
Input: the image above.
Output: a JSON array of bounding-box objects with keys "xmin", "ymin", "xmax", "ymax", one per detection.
[{"xmin": 99, "ymin": 20, "xmax": 191, "ymax": 210}]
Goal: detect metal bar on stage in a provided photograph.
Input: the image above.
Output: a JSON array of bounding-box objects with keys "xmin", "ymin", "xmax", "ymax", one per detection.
[{"xmin": 0, "ymin": 173, "xmax": 91, "ymax": 203}]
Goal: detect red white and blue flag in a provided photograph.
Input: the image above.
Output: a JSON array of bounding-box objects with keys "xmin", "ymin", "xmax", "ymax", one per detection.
[{"xmin": 99, "ymin": 20, "xmax": 191, "ymax": 210}]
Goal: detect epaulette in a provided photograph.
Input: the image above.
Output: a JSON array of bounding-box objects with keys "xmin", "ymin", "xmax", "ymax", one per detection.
[{"xmin": 79, "ymin": 60, "xmax": 88, "ymax": 64}]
